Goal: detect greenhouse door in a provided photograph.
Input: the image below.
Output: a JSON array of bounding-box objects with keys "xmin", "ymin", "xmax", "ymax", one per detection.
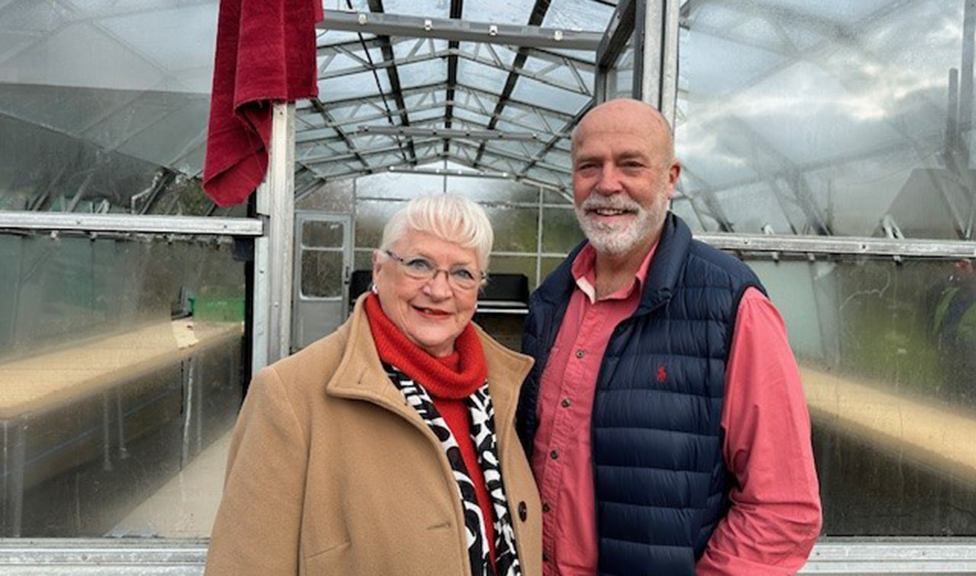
[{"xmin": 291, "ymin": 213, "xmax": 352, "ymax": 351}]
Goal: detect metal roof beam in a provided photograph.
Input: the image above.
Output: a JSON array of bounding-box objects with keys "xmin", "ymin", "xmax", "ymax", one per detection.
[
  {"xmin": 319, "ymin": 9, "xmax": 602, "ymax": 51},
  {"xmin": 319, "ymin": 36, "xmax": 595, "ymax": 68},
  {"xmin": 305, "ymin": 81, "xmax": 575, "ymax": 122},
  {"xmin": 475, "ymin": 0, "xmax": 555, "ymax": 166},
  {"xmin": 319, "ymin": 47, "xmax": 591, "ymax": 96},
  {"xmin": 308, "ymin": 98, "xmax": 370, "ymax": 169},
  {"xmin": 444, "ymin": 0, "xmax": 464, "ymax": 155},
  {"xmin": 302, "ymin": 137, "xmax": 443, "ymax": 164},
  {"xmin": 356, "ymin": 125, "xmax": 546, "ymax": 141},
  {"xmin": 365, "ymin": 0, "xmax": 417, "ymax": 166}
]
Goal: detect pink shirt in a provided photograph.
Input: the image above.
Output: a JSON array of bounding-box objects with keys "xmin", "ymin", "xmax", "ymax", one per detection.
[{"xmin": 531, "ymin": 243, "xmax": 822, "ymax": 576}]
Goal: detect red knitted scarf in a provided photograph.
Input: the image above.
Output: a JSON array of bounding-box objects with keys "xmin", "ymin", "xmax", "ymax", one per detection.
[{"xmin": 364, "ymin": 293, "xmax": 487, "ymax": 397}]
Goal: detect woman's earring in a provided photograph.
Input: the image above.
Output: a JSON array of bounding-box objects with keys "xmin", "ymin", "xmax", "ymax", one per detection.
[{"xmin": 370, "ymin": 284, "xmax": 379, "ymax": 294}]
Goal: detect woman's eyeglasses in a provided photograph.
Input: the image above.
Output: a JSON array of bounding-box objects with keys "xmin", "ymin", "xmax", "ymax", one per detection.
[{"xmin": 384, "ymin": 250, "xmax": 485, "ymax": 291}]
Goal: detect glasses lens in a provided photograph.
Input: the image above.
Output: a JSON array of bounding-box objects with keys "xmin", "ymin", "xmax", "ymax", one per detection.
[{"xmin": 449, "ymin": 268, "xmax": 480, "ymax": 291}]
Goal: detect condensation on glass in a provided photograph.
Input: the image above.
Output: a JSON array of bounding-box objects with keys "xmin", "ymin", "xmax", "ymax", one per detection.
[
  {"xmin": 747, "ymin": 255, "xmax": 976, "ymax": 536},
  {"xmin": 675, "ymin": 0, "xmax": 976, "ymax": 240},
  {"xmin": 0, "ymin": 1, "xmax": 227, "ymax": 216},
  {"xmin": 0, "ymin": 232, "xmax": 246, "ymax": 538},
  {"xmin": 678, "ymin": 0, "xmax": 976, "ymax": 536}
]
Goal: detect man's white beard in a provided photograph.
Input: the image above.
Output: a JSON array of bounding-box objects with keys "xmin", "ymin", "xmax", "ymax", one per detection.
[{"xmin": 575, "ymin": 195, "xmax": 666, "ymax": 256}]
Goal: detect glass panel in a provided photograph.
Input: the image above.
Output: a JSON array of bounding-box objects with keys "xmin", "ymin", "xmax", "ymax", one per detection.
[
  {"xmin": 395, "ymin": 60, "xmax": 447, "ymax": 89},
  {"xmin": 542, "ymin": 0, "xmax": 616, "ymax": 32},
  {"xmin": 460, "ymin": 42, "xmax": 518, "ymax": 69},
  {"xmin": 296, "ymin": 179, "xmax": 355, "ymax": 212},
  {"xmin": 485, "ymin": 205, "xmax": 538, "ymax": 252},
  {"xmin": 745, "ymin": 255, "xmax": 976, "ymax": 535},
  {"xmin": 96, "ymin": 3, "xmax": 217, "ymax": 90},
  {"xmin": 607, "ymin": 38, "xmax": 635, "ymax": 100},
  {"xmin": 446, "ymin": 176, "xmax": 539, "ymax": 203},
  {"xmin": 0, "ymin": 233, "xmax": 245, "ymax": 537},
  {"xmin": 392, "ymin": 37, "xmax": 447, "ymax": 61},
  {"xmin": 354, "ymin": 249, "xmax": 374, "ymax": 272},
  {"xmin": 302, "ymin": 221, "xmax": 345, "ymax": 248},
  {"xmin": 544, "ymin": 188, "xmax": 573, "ymax": 205},
  {"xmin": 521, "ymin": 55, "xmax": 594, "ymax": 96},
  {"xmin": 464, "ymin": 0, "xmax": 534, "ymax": 25},
  {"xmin": 301, "ymin": 251, "xmax": 344, "ymax": 298},
  {"xmin": 543, "ymin": 206, "xmax": 585, "ymax": 253},
  {"xmin": 678, "ymin": 0, "xmax": 971, "ymax": 238},
  {"xmin": 453, "ymin": 108, "xmax": 492, "ymax": 127},
  {"xmin": 384, "ymin": 0, "xmax": 448, "ymax": 18},
  {"xmin": 355, "ymin": 171, "xmax": 444, "ymax": 200},
  {"xmin": 457, "ymin": 59, "xmax": 511, "ymax": 93},
  {"xmin": 354, "ymin": 199, "xmax": 405, "ymax": 248},
  {"xmin": 510, "ymin": 77, "xmax": 591, "ymax": 115},
  {"xmin": 319, "ymin": 70, "xmax": 391, "ymax": 102}
]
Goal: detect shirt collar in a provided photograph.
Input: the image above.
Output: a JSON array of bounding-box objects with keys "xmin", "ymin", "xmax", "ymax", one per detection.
[{"xmin": 571, "ymin": 241, "xmax": 658, "ymax": 303}]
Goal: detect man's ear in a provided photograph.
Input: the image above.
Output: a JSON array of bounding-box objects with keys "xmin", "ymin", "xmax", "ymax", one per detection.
[{"xmin": 666, "ymin": 159, "xmax": 682, "ymax": 199}]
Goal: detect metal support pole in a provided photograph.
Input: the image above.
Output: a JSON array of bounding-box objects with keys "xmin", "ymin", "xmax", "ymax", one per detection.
[
  {"xmin": 115, "ymin": 390, "xmax": 128, "ymax": 460},
  {"xmin": 101, "ymin": 394, "xmax": 112, "ymax": 472},
  {"xmin": 2, "ymin": 420, "xmax": 26, "ymax": 537},
  {"xmin": 635, "ymin": 0, "xmax": 663, "ymax": 106},
  {"xmin": 181, "ymin": 358, "xmax": 194, "ymax": 468},
  {"xmin": 252, "ymin": 102, "xmax": 296, "ymax": 373},
  {"xmin": 635, "ymin": 0, "xmax": 679, "ymax": 119},
  {"xmin": 659, "ymin": 0, "xmax": 680, "ymax": 128},
  {"xmin": 194, "ymin": 358, "xmax": 204, "ymax": 455}
]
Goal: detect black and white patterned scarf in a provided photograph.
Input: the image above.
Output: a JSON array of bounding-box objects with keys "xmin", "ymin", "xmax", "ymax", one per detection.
[{"xmin": 385, "ymin": 365, "xmax": 522, "ymax": 576}]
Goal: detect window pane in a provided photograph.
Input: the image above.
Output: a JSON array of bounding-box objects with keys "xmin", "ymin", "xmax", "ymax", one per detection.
[
  {"xmin": 446, "ymin": 176, "xmax": 539, "ymax": 203},
  {"xmin": 0, "ymin": 233, "xmax": 245, "ymax": 537},
  {"xmin": 354, "ymin": 199, "xmax": 403, "ymax": 249},
  {"xmin": 677, "ymin": 0, "xmax": 970, "ymax": 238},
  {"xmin": 542, "ymin": 206, "xmax": 585, "ymax": 253},
  {"xmin": 302, "ymin": 221, "xmax": 345, "ymax": 248},
  {"xmin": 301, "ymin": 251, "xmax": 344, "ymax": 298},
  {"xmin": 356, "ymin": 172, "xmax": 443, "ymax": 201},
  {"xmin": 748, "ymin": 255, "xmax": 976, "ymax": 535},
  {"xmin": 485, "ymin": 205, "xmax": 539, "ymax": 253}
]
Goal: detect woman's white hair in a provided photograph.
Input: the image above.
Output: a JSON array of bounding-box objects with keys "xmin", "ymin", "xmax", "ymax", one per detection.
[{"xmin": 379, "ymin": 193, "xmax": 493, "ymax": 270}]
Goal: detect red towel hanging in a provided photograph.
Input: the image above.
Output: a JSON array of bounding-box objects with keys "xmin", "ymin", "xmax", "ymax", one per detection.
[{"xmin": 203, "ymin": 0, "xmax": 324, "ymax": 207}]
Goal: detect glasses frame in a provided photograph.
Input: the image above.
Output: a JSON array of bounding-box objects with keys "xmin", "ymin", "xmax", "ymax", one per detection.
[{"xmin": 383, "ymin": 249, "xmax": 487, "ymax": 292}]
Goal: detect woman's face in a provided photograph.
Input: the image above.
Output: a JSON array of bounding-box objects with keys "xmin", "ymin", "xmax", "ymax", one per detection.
[{"xmin": 372, "ymin": 229, "xmax": 482, "ymax": 357}]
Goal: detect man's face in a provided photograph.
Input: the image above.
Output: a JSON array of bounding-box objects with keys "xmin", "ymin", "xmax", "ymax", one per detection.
[{"xmin": 571, "ymin": 100, "xmax": 680, "ymax": 257}]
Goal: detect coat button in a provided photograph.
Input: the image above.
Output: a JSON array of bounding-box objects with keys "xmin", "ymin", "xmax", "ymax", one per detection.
[
  {"xmin": 518, "ymin": 501, "xmax": 528, "ymax": 522},
  {"xmin": 575, "ymin": 349, "xmax": 585, "ymax": 359}
]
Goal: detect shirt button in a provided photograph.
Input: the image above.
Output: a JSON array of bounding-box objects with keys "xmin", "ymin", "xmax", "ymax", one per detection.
[
  {"xmin": 561, "ymin": 397, "xmax": 572, "ymax": 408},
  {"xmin": 542, "ymin": 502, "xmax": 551, "ymax": 513},
  {"xmin": 575, "ymin": 349, "xmax": 585, "ymax": 359},
  {"xmin": 550, "ymin": 449, "xmax": 559, "ymax": 460}
]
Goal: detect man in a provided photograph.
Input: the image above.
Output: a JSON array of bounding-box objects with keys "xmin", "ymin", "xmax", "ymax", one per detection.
[{"xmin": 517, "ymin": 98, "xmax": 822, "ymax": 576}]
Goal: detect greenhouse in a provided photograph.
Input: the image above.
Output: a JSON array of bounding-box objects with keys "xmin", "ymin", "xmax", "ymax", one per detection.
[{"xmin": 0, "ymin": 0, "xmax": 975, "ymax": 573}]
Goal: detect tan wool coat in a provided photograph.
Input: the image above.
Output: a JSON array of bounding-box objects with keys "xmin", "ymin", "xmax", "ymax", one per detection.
[{"xmin": 205, "ymin": 297, "xmax": 541, "ymax": 576}]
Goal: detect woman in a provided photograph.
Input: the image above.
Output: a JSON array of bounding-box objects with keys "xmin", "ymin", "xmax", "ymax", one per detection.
[{"xmin": 206, "ymin": 194, "xmax": 541, "ymax": 576}]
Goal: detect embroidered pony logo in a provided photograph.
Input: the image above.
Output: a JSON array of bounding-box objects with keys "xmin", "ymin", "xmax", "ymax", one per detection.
[{"xmin": 657, "ymin": 365, "xmax": 667, "ymax": 383}]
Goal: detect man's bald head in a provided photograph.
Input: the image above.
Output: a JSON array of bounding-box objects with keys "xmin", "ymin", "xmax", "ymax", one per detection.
[{"xmin": 571, "ymin": 98, "xmax": 675, "ymax": 163}]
